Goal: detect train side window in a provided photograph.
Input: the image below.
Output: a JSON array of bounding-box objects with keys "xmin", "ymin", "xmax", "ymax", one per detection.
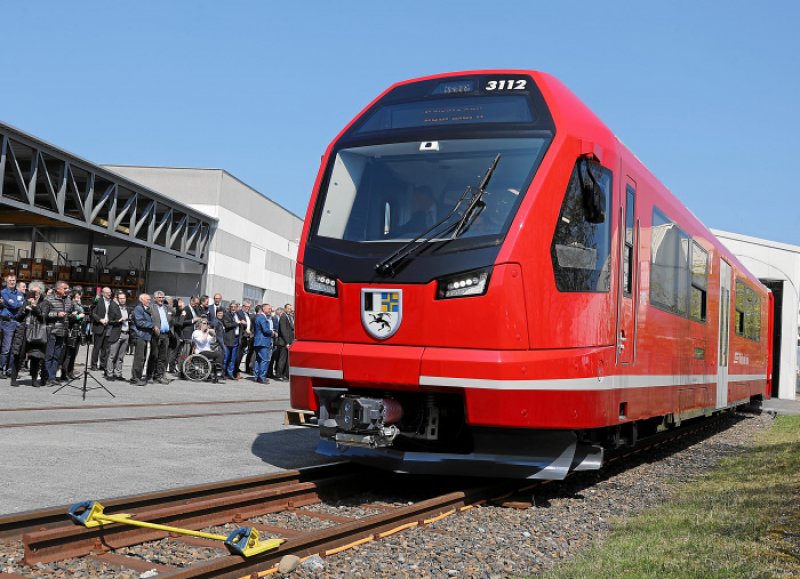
[
  {"xmin": 550, "ymin": 159, "xmax": 612, "ymax": 292},
  {"xmin": 735, "ymin": 280, "xmax": 746, "ymax": 336},
  {"xmin": 689, "ymin": 242, "xmax": 708, "ymax": 322},
  {"xmin": 623, "ymin": 185, "xmax": 635, "ymax": 296},
  {"xmin": 650, "ymin": 207, "xmax": 689, "ymax": 316},
  {"xmin": 734, "ymin": 279, "xmax": 760, "ymax": 340},
  {"xmin": 744, "ymin": 286, "xmax": 761, "ymax": 341}
]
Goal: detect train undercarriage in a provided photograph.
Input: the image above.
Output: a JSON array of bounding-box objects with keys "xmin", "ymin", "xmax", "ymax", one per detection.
[{"xmin": 313, "ymin": 387, "xmax": 762, "ymax": 480}]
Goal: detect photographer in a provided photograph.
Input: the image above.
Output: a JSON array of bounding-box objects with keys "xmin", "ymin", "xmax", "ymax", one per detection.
[
  {"xmin": 59, "ymin": 286, "xmax": 85, "ymax": 381},
  {"xmin": 191, "ymin": 318, "xmax": 224, "ymax": 383},
  {"xmin": 40, "ymin": 280, "xmax": 72, "ymax": 386}
]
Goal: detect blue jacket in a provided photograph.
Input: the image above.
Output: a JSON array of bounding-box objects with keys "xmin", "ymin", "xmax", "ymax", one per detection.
[
  {"xmin": 1, "ymin": 287, "xmax": 25, "ymax": 319},
  {"xmin": 253, "ymin": 313, "xmax": 274, "ymax": 348},
  {"xmin": 131, "ymin": 303, "xmax": 154, "ymax": 341}
]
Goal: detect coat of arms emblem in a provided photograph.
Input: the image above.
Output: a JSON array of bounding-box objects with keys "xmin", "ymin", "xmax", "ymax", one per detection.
[{"xmin": 361, "ymin": 289, "xmax": 402, "ymax": 339}]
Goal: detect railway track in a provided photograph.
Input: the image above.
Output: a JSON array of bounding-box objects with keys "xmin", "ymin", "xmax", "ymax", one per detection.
[
  {"xmin": 0, "ymin": 399, "xmax": 291, "ymax": 429},
  {"xmin": 0, "ymin": 398, "xmax": 290, "ymax": 413},
  {"xmin": 0, "ymin": 412, "xmax": 738, "ymax": 578}
]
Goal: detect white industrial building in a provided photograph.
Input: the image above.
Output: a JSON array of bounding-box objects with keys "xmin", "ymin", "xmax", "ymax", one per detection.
[
  {"xmin": 714, "ymin": 229, "xmax": 800, "ymax": 400},
  {"xmin": 105, "ymin": 165, "xmax": 302, "ymax": 307}
]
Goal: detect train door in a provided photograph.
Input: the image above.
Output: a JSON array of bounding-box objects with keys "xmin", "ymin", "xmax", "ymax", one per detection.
[
  {"xmin": 717, "ymin": 260, "xmax": 732, "ymax": 408},
  {"xmin": 617, "ymin": 180, "xmax": 638, "ymax": 365}
]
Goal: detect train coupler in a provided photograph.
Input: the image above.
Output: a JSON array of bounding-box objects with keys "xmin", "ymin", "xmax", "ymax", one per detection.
[{"xmin": 67, "ymin": 501, "xmax": 284, "ymax": 557}]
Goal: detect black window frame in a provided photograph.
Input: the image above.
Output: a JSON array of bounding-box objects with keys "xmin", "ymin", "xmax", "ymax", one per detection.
[
  {"xmin": 689, "ymin": 241, "xmax": 708, "ymax": 323},
  {"xmin": 622, "ymin": 185, "xmax": 635, "ymax": 297},
  {"xmin": 735, "ymin": 278, "xmax": 761, "ymax": 342},
  {"xmin": 649, "ymin": 207, "xmax": 690, "ymax": 318},
  {"xmin": 550, "ymin": 158, "xmax": 613, "ymax": 293}
]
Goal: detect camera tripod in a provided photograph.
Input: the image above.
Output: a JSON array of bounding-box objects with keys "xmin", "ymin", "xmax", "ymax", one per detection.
[
  {"xmin": 52, "ymin": 332, "xmax": 115, "ymax": 400},
  {"xmin": 52, "ymin": 250, "xmax": 115, "ymax": 400}
]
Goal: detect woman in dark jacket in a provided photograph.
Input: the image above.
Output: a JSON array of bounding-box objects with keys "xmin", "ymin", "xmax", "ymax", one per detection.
[{"xmin": 10, "ymin": 282, "xmax": 47, "ymax": 387}]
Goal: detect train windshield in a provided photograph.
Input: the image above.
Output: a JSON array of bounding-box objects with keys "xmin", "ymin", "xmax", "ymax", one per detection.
[{"xmin": 315, "ymin": 138, "xmax": 547, "ymax": 243}]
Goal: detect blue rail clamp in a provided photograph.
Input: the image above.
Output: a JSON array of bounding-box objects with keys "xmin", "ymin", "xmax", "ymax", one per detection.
[
  {"xmin": 68, "ymin": 501, "xmax": 104, "ymax": 527},
  {"xmin": 225, "ymin": 527, "xmax": 284, "ymax": 557}
]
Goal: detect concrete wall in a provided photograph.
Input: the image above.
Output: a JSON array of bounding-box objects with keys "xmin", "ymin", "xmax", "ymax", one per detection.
[
  {"xmin": 104, "ymin": 165, "xmax": 301, "ymax": 307},
  {"xmin": 714, "ymin": 229, "xmax": 800, "ymax": 400}
]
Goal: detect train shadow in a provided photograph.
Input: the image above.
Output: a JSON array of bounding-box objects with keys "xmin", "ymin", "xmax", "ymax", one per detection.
[
  {"xmin": 250, "ymin": 412, "xmax": 758, "ymax": 506},
  {"xmin": 250, "ymin": 429, "xmax": 332, "ymax": 469}
]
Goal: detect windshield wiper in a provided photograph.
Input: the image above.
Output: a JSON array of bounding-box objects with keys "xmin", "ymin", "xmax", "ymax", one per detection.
[
  {"xmin": 375, "ymin": 154, "xmax": 502, "ymax": 276},
  {"xmin": 451, "ymin": 153, "xmax": 500, "ymax": 238}
]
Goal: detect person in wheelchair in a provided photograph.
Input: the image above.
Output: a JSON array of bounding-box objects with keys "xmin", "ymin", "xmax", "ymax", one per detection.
[{"xmin": 190, "ymin": 318, "xmax": 224, "ymax": 383}]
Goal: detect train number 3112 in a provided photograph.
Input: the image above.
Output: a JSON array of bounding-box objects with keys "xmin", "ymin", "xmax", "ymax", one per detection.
[{"xmin": 485, "ymin": 79, "xmax": 527, "ymax": 91}]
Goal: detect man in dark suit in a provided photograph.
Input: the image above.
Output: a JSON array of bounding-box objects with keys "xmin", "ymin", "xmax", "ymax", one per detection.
[
  {"xmin": 236, "ymin": 300, "xmax": 255, "ymax": 375},
  {"xmin": 208, "ymin": 293, "xmax": 223, "ymax": 320},
  {"xmin": 276, "ymin": 303, "xmax": 295, "ymax": 381},
  {"xmin": 252, "ymin": 304, "xmax": 276, "ymax": 383},
  {"xmin": 130, "ymin": 293, "xmax": 154, "ymax": 386},
  {"xmin": 267, "ymin": 306, "xmax": 282, "ymax": 379},
  {"xmin": 197, "ymin": 294, "xmax": 210, "ymax": 318},
  {"xmin": 170, "ymin": 295, "xmax": 201, "ymax": 375},
  {"xmin": 221, "ymin": 302, "xmax": 242, "ymax": 379},
  {"xmin": 179, "ymin": 296, "xmax": 202, "ymax": 340},
  {"xmin": 91, "ymin": 286, "xmax": 121, "ymax": 372},
  {"xmin": 106, "ymin": 291, "xmax": 131, "ymax": 380},
  {"xmin": 148, "ymin": 291, "xmax": 174, "ymax": 384}
]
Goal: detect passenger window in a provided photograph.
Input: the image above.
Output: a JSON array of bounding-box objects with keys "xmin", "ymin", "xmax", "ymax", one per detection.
[
  {"xmin": 550, "ymin": 158, "xmax": 612, "ymax": 292},
  {"xmin": 735, "ymin": 280, "xmax": 746, "ymax": 336},
  {"xmin": 734, "ymin": 279, "xmax": 761, "ymax": 341},
  {"xmin": 650, "ymin": 208, "xmax": 689, "ymax": 316},
  {"xmin": 689, "ymin": 242, "xmax": 708, "ymax": 322}
]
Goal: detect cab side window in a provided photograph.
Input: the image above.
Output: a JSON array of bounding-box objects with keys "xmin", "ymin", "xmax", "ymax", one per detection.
[{"xmin": 550, "ymin": 159, "xmax": 612, "ymax": 292}]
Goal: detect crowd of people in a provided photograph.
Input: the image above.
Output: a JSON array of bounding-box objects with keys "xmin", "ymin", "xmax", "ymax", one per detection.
[{"xmin": 0, "ymin": 274, "xmax": 295, "ymax": 388}]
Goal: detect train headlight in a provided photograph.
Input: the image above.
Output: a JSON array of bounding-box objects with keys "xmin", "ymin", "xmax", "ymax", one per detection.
[
  {"xmin": 304, "ymin": 267, "xmax": 338, "ymax": 297},
  {"xmin": 436, "ymin": 268, "xmax": 491, "ymax": 299}
]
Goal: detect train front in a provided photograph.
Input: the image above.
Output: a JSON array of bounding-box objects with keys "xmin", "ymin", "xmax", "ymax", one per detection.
[{"xmin": 290, "ymin": 71, "xmax": 603, "ymax": 479}]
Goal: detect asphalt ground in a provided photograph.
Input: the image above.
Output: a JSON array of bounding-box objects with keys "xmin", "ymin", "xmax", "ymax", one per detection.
[{"xmin": 0, "ymin": 348, "xmax": 331, "ymax": 515}]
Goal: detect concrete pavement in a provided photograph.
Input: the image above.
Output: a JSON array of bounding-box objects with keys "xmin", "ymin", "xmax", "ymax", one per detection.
[{"xmin": 0, "ymin": 355, "xmax": 330, "ymax": 515}]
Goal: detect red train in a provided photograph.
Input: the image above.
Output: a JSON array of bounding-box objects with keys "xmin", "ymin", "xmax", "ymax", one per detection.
[{"xmin": 289, "ymin": 70, "xmax": 771, "ymax": 479}]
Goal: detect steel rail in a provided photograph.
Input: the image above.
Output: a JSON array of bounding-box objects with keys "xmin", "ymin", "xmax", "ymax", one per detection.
[
  {"xmin": 0, "ymin": 408, "xmax": 286, "ymax": 429},
  {"xmin": 0, "ymin": 398, "xmax": 290, "ymax": 413},
  {"xmin": 163, "ymin": 485, "xmax": 502, "ymax": 579}
]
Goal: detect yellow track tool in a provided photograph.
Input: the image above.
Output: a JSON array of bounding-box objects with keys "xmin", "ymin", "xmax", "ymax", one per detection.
[{"xmin": 68, "ymin": 500, "xmax": 284, "ymax": 557}]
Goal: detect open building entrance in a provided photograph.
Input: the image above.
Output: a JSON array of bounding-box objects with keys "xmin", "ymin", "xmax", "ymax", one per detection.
[{"xmin": 761, "ymin": 279, "xmax": 783, "ymax": 398}]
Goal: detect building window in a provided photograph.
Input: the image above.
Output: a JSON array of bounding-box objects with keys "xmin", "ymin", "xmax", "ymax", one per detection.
[{"xmin": 243, "ymin": 284, "xmax": 265, "ymax": 304}]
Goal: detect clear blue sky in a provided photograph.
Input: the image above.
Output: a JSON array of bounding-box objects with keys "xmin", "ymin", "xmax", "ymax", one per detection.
[{"xmin": 2, "ymin": 1, "xmax": 798, "ymax": 244}]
